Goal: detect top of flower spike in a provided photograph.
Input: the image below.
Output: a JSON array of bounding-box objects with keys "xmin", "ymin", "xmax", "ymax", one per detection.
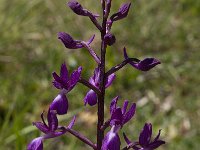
[
  {"xmin": 58, "ymin": 32, "xmax": 95, "ymax": 49},
  {"xmin": 123, "ymin": 48, "xmax": 161, "ymax": 71},
  {"xmin": 52, "ymin": 63, "xmax": 82, "ymax": 92}
]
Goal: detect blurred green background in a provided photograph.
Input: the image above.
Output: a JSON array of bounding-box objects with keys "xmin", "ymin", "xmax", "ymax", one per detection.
[{"xmin": 0, "ymin": 0, "xmax": 199, "ymax": 149}]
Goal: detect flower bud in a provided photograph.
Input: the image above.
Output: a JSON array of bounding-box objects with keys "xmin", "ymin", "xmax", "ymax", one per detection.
[
  {"xmin": 104, "ymin": 33, "xmax": 116, "ymax": 46},
  {"xmin": 110, "ymin": 3, "xmax": 131, "ymax": 22},
  {"xmin": 68, "ymin": 0, "xmax": 88, "ymax": 16}
]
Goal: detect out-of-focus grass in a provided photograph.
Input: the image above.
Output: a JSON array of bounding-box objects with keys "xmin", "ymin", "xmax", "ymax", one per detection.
[{"xmin": 0, "ymin": 0, "xmax": 199, "ymax": 149}]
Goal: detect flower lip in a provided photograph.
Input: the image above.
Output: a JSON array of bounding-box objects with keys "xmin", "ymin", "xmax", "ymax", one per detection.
[
  {"xmin": 49, "ymin": 93, "xmax": 68, "ymax": 115},
  {"xmin": 27, "ymin": 137, "xmax": 43, "ymax": 150},
  {"xmin": 84, "ymin": 89, "xmax": 98, "ymax": 106}
]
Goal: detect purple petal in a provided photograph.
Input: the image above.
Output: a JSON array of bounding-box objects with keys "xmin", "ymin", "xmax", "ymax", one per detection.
[
  {"xmin": 52, "ymin": 81, "xmax": 62, "ymax": 89},
  {"xmin": 58, "ymin": 32, "xmax": 81, "ymax": 49},
  {"xmin": 89, "ymin": 76, "xmax": 95, "ymax": 86},
  {"xmin": 123, "ymin": 132, "xmax": 132, "ymax": 145},
  {"xmin": 139, "ymin": 123, "xmax": 152, "ymax": 147},
  {"xmin": 44, "ymin": 131, "xmax": 66, "ymax": 139},
  {"xmin": 52, "ymin": 72, "xmax": 61, "ymax": 83},
  {"xmin": 110, "ymin": 96, "xmax": 119, "ymax": 114},
  {"xmin": 121, "ymin": 100, "xmax": 129, "ymax": 115},
  {"xmin": 68, "ymin": 0, "xmax": 88, "ymax": 16},
  {"xmin": 27, "ymin": 137, "xmax": 43, "ymax": 150},
  {"xmin": 101, "ymin": 126, "xmax": 121, "ymax": 150},
  {"xmin": 33, "ymin": 122, "xmax": 49, "ymax": 134},
  {"xmin": 68, "ymin": 116, "xmax": 76, "ymax": 129},
  {"xmin": 47, "ymin": 110, "xmax": 58, "ymax": 131},
  {"xmin": 87, "ymin": 34, "xmax": 95, "ymax": 45},
  {"xmin": 60, "ymin": 63, "xmax": 69, "ymax": 82},
  {"xmin": 105, "ymin": 73, "xmax": 116, "ymax": 88},
  {"xmin": 50, "ymin": 93, "xmax": 68, "ymax": 115},
  {"xmin": 123, "ymin": 103, "xmax": 136, "ymax": 125},
  {"xmin": 67, "ymin": 66, "xmax": 82, "ymax": 91},
  {"xmin": 123, "ymin": 47, "xmax": 129, "ymax": 60},
  {"xmin": 153, "ymin": 129, "xmax": 162, "ymax": 142},
  {"xmin": 110, "ymin": 108, "xmax": 123, "ymax": 126},
  {"xmin": 84, "ymin": 89, "xmax": 98, "ymax": 106},
  {"xmin": 148, "ymin": 140, "xmax": 165, "ymax": 149}
]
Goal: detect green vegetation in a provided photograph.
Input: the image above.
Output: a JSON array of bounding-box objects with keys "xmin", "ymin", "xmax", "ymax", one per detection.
[{"xmin": 0, "ymin": 0, "xmax": 199, "ymax": 149}]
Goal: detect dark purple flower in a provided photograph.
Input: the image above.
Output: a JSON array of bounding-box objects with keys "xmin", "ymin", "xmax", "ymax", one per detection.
[
  {"xmin": 123, "ymin": 123, "xmax": 165, "ymax": 150},
  {"xmin": 50, "ymin": 92, "xmax": 68, "ymax": 115},
  {"xmin": 104, "ymin": 32, "xmax": 116, "ymax": 46},
  {"xmin": 123, "ymin": 48, "xmax": 161, "ymax": 71},
  {"xmin": 68, "ymin": 0, "xmax": 99, "ymax": 17},
  {"xmin": 27, "ymin": 110, "xmax": 76, "ymax": 150},
  {"xmin": 110, "ymin": 96, "xmax": 136, "ymax": 127},
  {"xmin": 84, "ymin": 67, "xmax": 116, "ymax": 106},
  {"xmin": 101, "ymin": 125, "xmax": 121, "ymax": 150},
  {"xmin": 52, "ymin": 63, "xmax": 82, "ymax": 92},
  {"xmin": 110, "ymin": 3, "xmax": 131, "ymax": 22},
  {"xmin": 58, "ymin": 32, "xmax": 95, "ymax": 49},
  {"xmin": 68, "ymin": 0, "xmax": 88, "ymax": 16}
]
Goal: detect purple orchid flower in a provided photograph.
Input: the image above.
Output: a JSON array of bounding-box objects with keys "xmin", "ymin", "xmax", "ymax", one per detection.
[
  {"xmin": 123, "ymin": 123, "xmax": 165, "ymax": 150},
  {"xmin": 58, "ymin": 32, "xmax": 95, "ymax": 49},
  {"xmin": 68, "ymin": 0, "xmax": 99, "ymax": 18},
  {"xmin": 110, "ymin": 3, "xmax": 131, "ymax": 22},
  {"xmin": 110, "ymin": 96, "xmax": 136, "ymax": 127},
  {"xmin": 52, "ymin": 63, "xmax": 82, "ymax": 92},
  {"xmin": 101, "ymin": 97, "xmax": 136, "ymax": 150},
  {"xmin": 123, "ymin": 48, "xmax": 161, "ymax": 71},
  {"xmin": 51, "ymin": 63, "xmax": 81, "ymax": 115},
  {"xmin": 84, "ymin": 67, "xmax": 116, "ymax": 106},
  {"xmin": 27, "ymin": 110, "xmax": 76, "ymax": 150},
  {"xmin": 101, "ymin": 125, "xmax": 121, "ymax": 150}
]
